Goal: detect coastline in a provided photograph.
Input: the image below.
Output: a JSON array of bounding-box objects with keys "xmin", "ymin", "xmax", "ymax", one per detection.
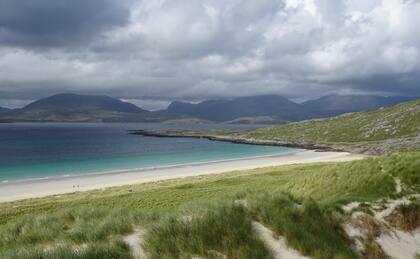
[
  {"xmin": 0, "ymin": 150, "xmax": 366, "ymax": 203},
  {"xmin": 129, "ymin": 129, "xmax": 349, "ymax": 153},
  {"xmin": 0, "ymin": 150, "xmax": 301, "ymax": 184}
]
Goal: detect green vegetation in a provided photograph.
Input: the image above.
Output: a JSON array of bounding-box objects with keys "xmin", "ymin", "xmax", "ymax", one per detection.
[
  {"xmin": 1, "ymin": 239, "xmax": 132, "ymax": 259},
  {"xmin": 362, "ymin": 238, "xmax": 388, "ymax": 259},
  {"xmin": 0, "ymin": 152, "xmax": 419, "ymax": 258},
  {"xmin": 248, "ymin": 193, "xmax": 358, "ymax": 258},
  {"xmin": 1, "ymin": 100, "xmax": 419, "ymax": 258},
  {"xmin": 386, "ymin": 199, "xmax": 420, "ymax": 231},
  {"xmin": 134, "ymin": 99, "xmax": 420, "ymax": 154},
  {"xmin": 145, "ymin": 203, "xmax": 271, "ymax": 258},
  {"xmin": 247, "ymin": 99, "xmax": 420, "ymax": 154},
  {"xmin": 0, "ymin": 208, "xmax": 156, "ymax": 258},
  {"xmin": 6, "ymin": 152, "xmax": 420, "ymax": 224}
]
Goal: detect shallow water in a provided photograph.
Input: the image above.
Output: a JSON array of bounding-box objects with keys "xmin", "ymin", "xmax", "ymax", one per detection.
[{"xmin": 0, "ymin": 123, "xmax": 295, "ymax": 182}]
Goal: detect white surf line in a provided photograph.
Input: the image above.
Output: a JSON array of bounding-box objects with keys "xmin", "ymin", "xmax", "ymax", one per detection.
[{"xmin": 252, "ymin": 221, "xmax": 309, "ymax": 259}]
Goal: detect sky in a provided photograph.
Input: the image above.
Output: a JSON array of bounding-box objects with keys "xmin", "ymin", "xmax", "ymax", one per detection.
[{"xmin": 0, "ymin": 0, "xmax": 419, "ymax": 110}]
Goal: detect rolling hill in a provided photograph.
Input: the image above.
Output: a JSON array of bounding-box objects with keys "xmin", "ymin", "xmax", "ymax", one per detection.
[
  {"xmin": 302, "ymin": 94, "xmax": 417, "ymax": 116},
  {"xmin": 0, "ymin": 107, "xmax": 11, "ymax": 113},
  {"xmin": 22, "ymin": 93, "xmax": 147, "ymax": 113},
  {"xmin": 247, "ymin": 99, "xmax": 420, "ymax": 153},
  {"xmin": 0, "ymin": 93, "xmax": 152, "ymax": 122},
  {"xmin": 249, "ymin": 99, "xmax": 420, "ymax": 141}
]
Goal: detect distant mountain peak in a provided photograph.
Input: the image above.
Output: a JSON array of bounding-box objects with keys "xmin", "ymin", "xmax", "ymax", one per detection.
[
  {"xmin": 0, "ymin": 107, "xmax": 11, "ymax": 113},
  {"xmin": 0, "ymin": 93, "xmax": 417, "ymax": 123},
  {"xmin": 23, "ymin": 93, "xmax": 148, "ymax": 113},
  {"xmin": 165, "ymin": 94, "xmax": 310, "ymax": 122}
]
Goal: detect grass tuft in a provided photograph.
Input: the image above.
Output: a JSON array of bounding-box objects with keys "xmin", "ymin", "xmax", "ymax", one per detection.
[
  {"xmin": 386, "ymin": 199, "xmax": 420, "ymax": 231},
  {"xmin": 362, "ymin": 238, "xmax": 389, "ymax": 259},
  {"xmin": 144, "ymin": 201, "xmax": 272, "ymax": 259},
  {"xmin": 247, "ymin": 192, "xmax": 359, "ymax": 259},
  {"xmin": 0, "ymin": 239, "xmax": 133, "ymax": 259}
]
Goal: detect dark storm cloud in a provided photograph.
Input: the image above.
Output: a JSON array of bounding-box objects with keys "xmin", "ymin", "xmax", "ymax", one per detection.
[
  {"xmin": 0, "ymin": 0, "xmax": 419, "ymax": 109},
  {"xmin": 341, "ymin": 72, "xmax": 420, "ymax": 97},
  {"xmin": 0, "ymin": 0, "xmax": 129, "ymax": 47}
]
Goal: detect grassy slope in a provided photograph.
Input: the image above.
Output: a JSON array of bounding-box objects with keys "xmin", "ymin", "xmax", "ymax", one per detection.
[
  {"xmin": 247, "ymin": 99, "xmax": 420, "ymax": 154},
  {"xmin": 1, "ymin": 154, "xmax": 410, "ymax": 224},
  {"xmin": 0, "ymin": 152, "xmax": 419, "ymax": 258}
]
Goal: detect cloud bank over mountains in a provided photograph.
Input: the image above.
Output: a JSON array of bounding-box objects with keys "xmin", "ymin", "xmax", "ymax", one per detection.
[{"xmin": 0, "ymin": 0, "xmax": 419, "ymax": 108}]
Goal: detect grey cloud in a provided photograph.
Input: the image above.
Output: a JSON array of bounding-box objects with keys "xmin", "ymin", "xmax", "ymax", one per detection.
[
  {"xmin": 0, "ymin": 0, "xmax": 419, "ymax": 107},
  {"xmin": 0, "ymin": 0, "xmax": 129, "ymax": 47}
]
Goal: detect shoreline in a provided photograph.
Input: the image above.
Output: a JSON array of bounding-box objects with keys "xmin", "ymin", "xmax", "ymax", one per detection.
[
  {"xmin": 129, "ymin": 129, "xmax": 350, "ymax": 153},
  {"xmin": 0, "ymin": 150, "xmax": 302, "ymax": 184},
  {"xmin": 0, "ymin": 150, "xmax": 366, "ymax": 203}
]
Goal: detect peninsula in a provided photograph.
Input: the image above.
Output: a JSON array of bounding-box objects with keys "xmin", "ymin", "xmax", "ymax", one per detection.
[{"xmin": 130, "ymin": 98, "xmax": 420, "ymax": 155}]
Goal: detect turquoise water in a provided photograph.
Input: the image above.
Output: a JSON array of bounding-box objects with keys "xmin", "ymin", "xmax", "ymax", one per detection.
[{"xmin": 0, "ymin": 123, "xmax": 296, "ymax": 182}]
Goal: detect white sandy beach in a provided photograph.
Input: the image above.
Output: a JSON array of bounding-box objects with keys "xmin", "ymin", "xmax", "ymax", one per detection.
[{"xmin": 0, "ymin": 150, "xmax": 365, "ymax": 203}]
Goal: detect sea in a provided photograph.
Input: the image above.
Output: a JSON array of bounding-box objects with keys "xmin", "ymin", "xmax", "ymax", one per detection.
[{"xmin": 0, "ymin": 123, "xmax": 296, "ymax": 183}]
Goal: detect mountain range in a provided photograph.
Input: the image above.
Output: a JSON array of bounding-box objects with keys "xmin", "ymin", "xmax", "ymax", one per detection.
[
  {"xmin": 22, "ymin": 93, "xmax": 148, "ymax": 114},
  {"xmin": 0, "ymin": 107, "xmax": 11, "ymax": 113},
  {"xmin": 0, "ymin": 93, "xmax": 417, "ymax": 123},
  {"xmin": 164, "ymin": 95, "xmax": 314, "ymax": 122}
]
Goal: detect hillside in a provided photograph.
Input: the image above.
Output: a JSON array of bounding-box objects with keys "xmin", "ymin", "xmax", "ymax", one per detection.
[
  {"xmin": 247, "ymin": 99, "xmax": 420, "ymax": 154},
  {"xmin": 302, "ymin": 94, "xmax": 417, "ymax": 116},
  {"xmin": 0, "ymin": 94, "xmax": 152, "ymax": 122},
  {"xmin": 133, "ymin": 99, "xmax": 420, "ymax": 154},
  {"xmin": 22, "ymin": 93, "xmax": 147, "ymax": 113}
]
